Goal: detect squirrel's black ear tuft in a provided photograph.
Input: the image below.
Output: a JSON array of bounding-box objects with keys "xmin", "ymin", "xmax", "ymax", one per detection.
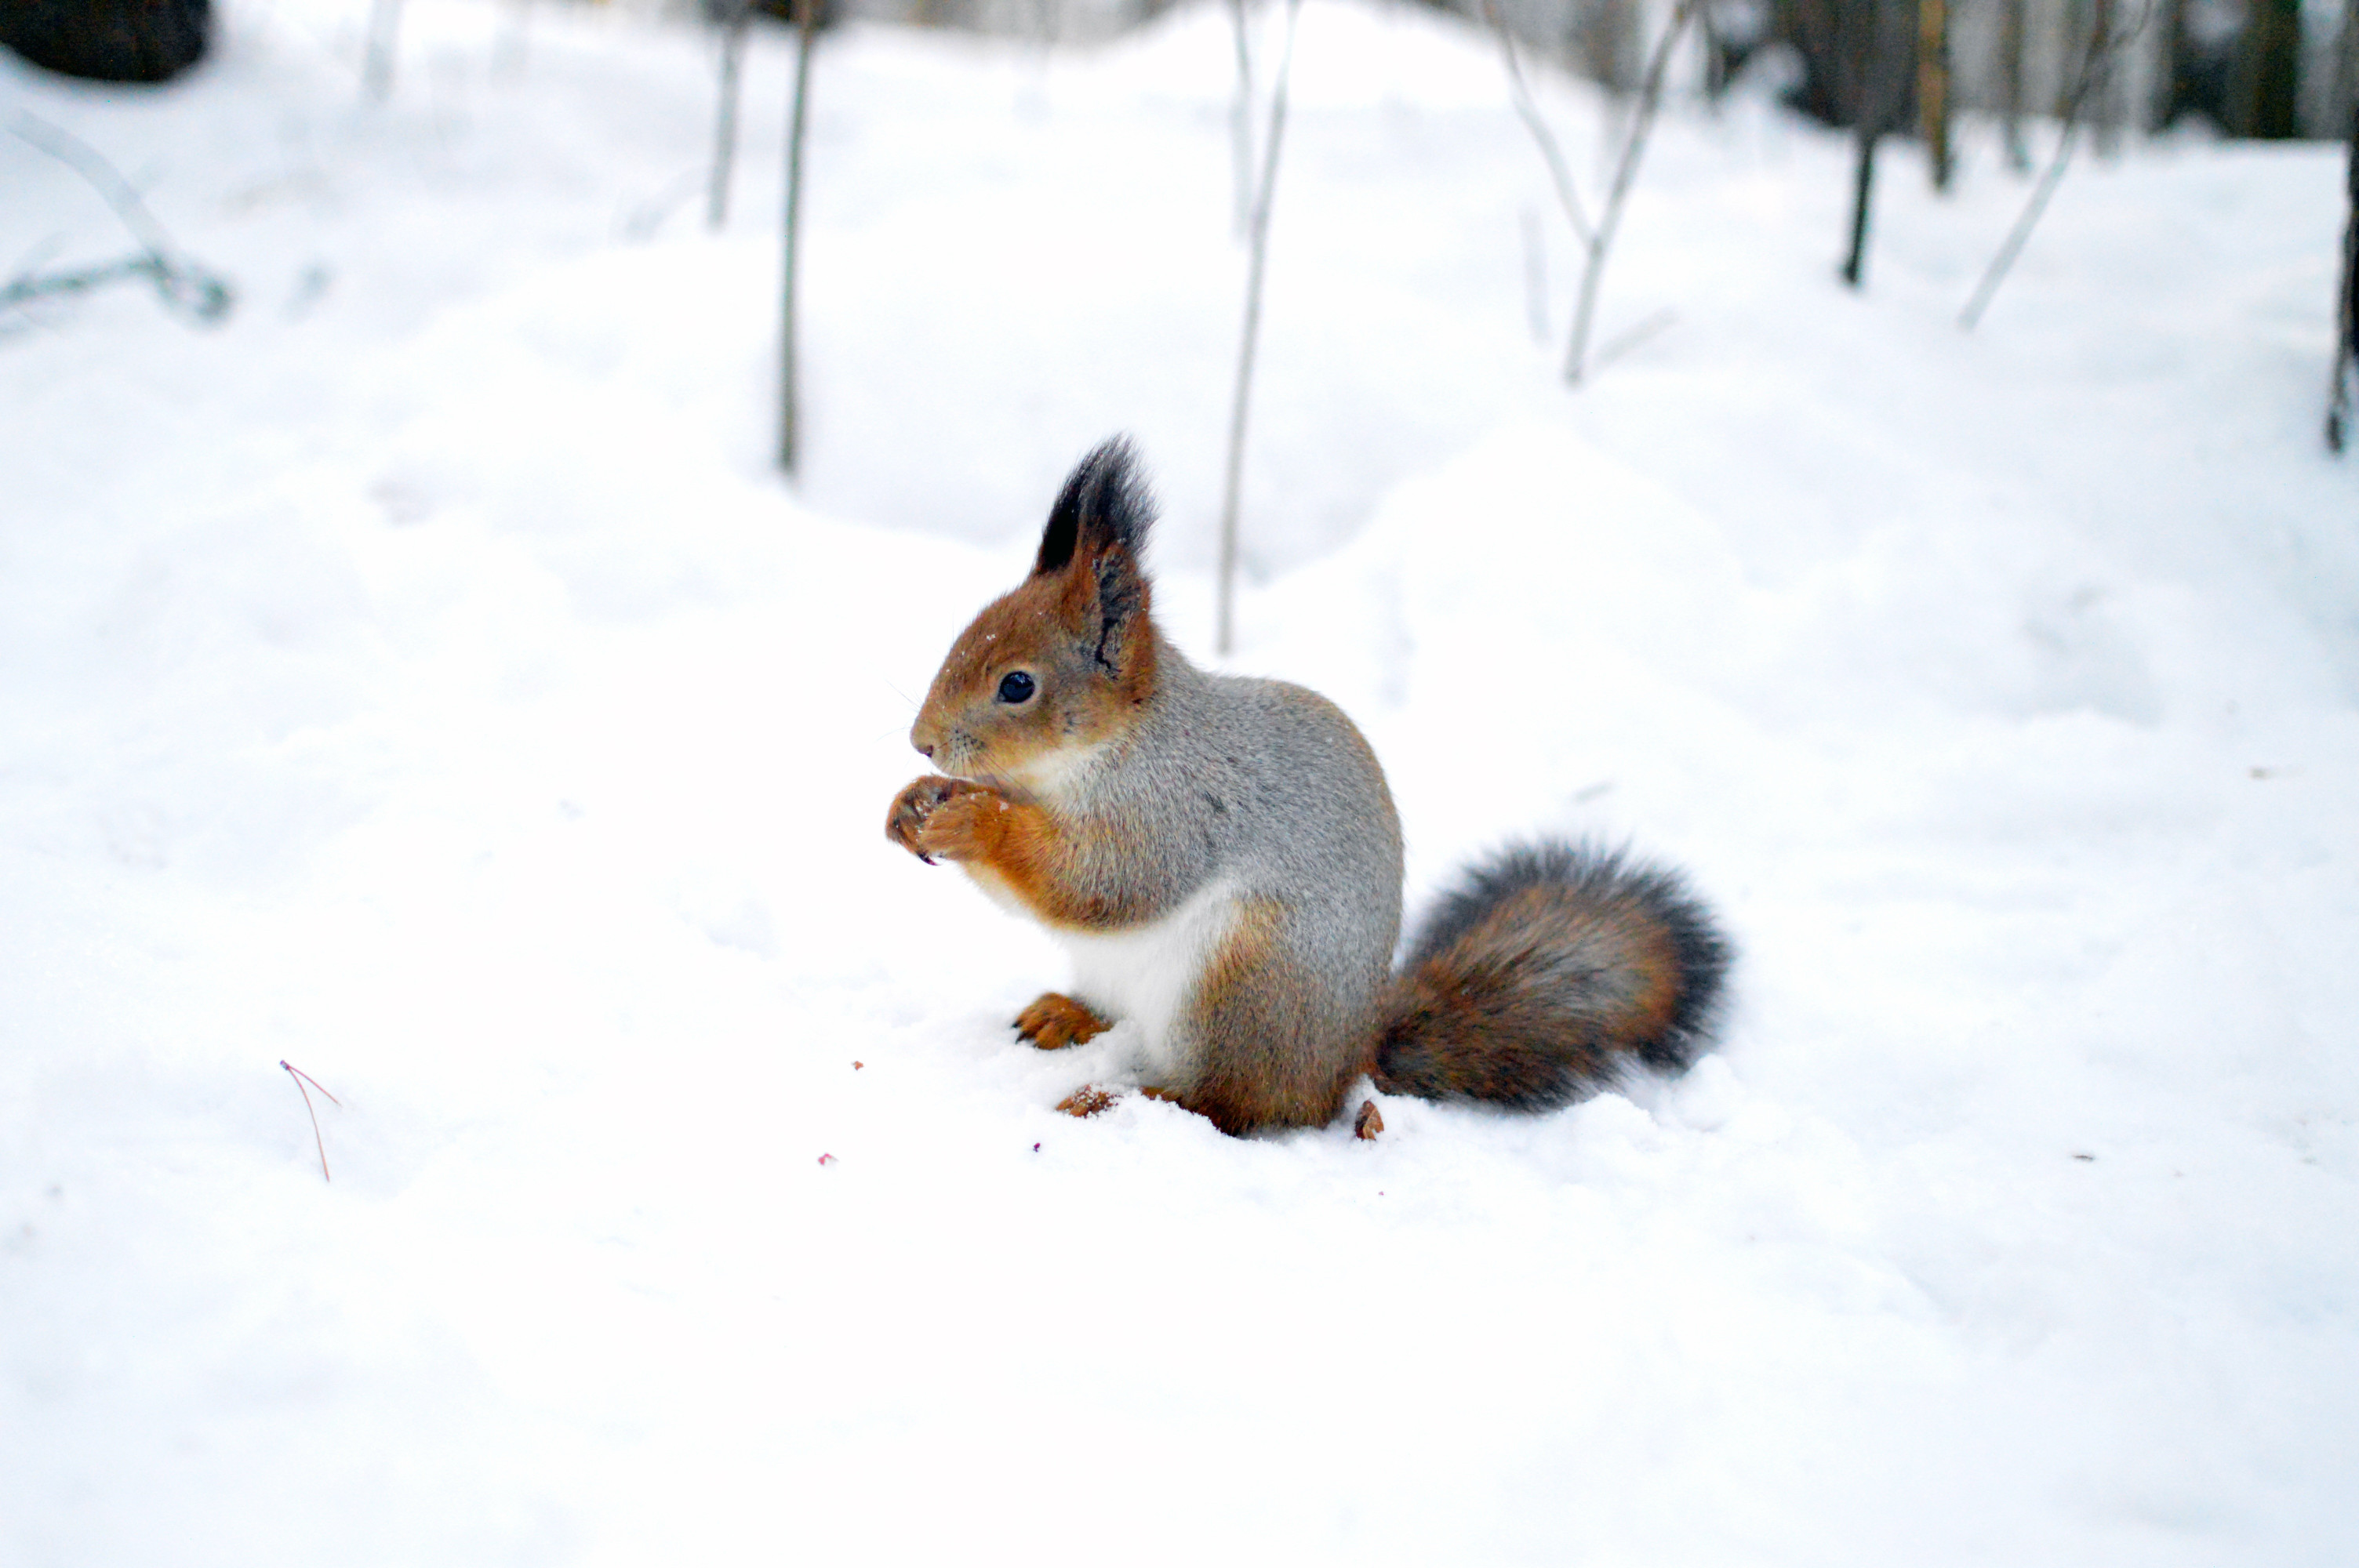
[{"xmin": 1034, "ymin": 437, "xmax": 1154, "ymax": 578}]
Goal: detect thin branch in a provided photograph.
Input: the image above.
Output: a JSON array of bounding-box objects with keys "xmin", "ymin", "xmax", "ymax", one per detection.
[
  {"xmin": 2334, "ymin": 316, "xmax": 2354, "ymax": 455},
  {"xmin": 279, "ymin": 1061, "xmax": 340, "ymax": 1183},
  {"xmin": 1566, "ymin": 0, "xmax": 1697, "ymax": 383},
  {"xmin": 12, "ymin": 114, "xmax": 176, "ymax": 256},
  {"xmin": 2325, "ymin": 16, "xmax": 2357, "ymax": 452},
  {"xmin": 4, "ymin": 256, "xmax": 184, "ymax": 313},
  {"xmin": 780, "ymin": 0, "xmax": 820, "ymax": 474},
  {"xmin": 2001, "ymin": 0, "xmax": 2029, "ymax": 171},
  {"xmin": 1216, "ymin": 0, "xmax": 1303, "ymax": 659},
  {"xmin": 1227, "ymin": 0, "xmax": 1256, "ymax": 238},
  {"xmin": 1960, "ymin": 0, "xmax": 2155, "ymax": 330},
  {"xmin": 710, "ymin": 2, "xmax": 752, "ymax": 231},
  {"xmin": 5, "ymin": 114, "xmax": 233, "ymax": 325},
  {"xmin": 2331, "ymin": 103, "xmax": 2357, "ymax": 453},
  {"xmin": 1479, "ymin": 0, "xmax": 1594, "ymax": 247},
  {"xmin": 1588, "ymin": 306, "xmax": 1678, "ymax": 374}
]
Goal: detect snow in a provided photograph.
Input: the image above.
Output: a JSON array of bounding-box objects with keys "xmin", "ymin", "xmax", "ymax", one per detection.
[{"xmin": 4, "ymin": 0, "xmax": 2356, "ymax": 1562}]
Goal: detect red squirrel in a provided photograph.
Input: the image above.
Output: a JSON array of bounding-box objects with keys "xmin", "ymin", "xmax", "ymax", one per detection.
[{"xmin": 887, "ymin": 440, "xmax": 1728, "ymax": 1135}]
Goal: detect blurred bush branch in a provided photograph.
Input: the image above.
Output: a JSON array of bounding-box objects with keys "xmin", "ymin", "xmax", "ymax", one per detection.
[{"xmin": 4, "ymin": 114, "xmax": 234, "ymax": 328}]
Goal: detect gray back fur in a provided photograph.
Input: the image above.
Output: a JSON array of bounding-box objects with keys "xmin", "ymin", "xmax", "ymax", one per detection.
[{"xmin": 1065, "ymin": 633, "xmax": 1403, "ymax": 1006}]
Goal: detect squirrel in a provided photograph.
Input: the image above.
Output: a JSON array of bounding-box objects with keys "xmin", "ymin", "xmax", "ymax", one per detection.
[{"xmin": 885, "ymin": 438, "xmax": 1730, "ymax": 1136}]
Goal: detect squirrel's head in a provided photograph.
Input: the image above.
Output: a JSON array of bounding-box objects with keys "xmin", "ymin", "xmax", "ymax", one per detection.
[{"xmin": 910, "ymin": 437, "xmax": 1159, "ymax": 800}]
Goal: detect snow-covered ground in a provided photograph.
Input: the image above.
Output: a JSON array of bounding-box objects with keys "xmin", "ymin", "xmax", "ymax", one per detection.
[{"xmin": 4, "ymin": 2, "xmax": 2355, "ymax": 1562}]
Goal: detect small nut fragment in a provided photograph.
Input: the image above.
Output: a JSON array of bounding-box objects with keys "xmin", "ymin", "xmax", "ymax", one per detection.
[{"xmin": 1353, "ymin": 1100, "xmax": 1384, "ymax": 1140}]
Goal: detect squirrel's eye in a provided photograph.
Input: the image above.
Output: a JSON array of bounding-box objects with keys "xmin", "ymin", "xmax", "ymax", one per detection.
[{"xmin": 996, "ymin": 671, "xmax": 1037, "ymax": 704}]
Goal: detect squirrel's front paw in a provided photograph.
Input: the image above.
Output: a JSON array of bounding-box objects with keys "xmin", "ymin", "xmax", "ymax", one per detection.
[
  {"xmin": 885, "ymin": 775, "xmax": 995, "ymax": 864},
  {"xmin": 1016, "ymin": 993, "xmax": 1110, "ymax": 1050},
  {"xmin": 911, "ymin": 781, "xmax": 1008, "ymax": 863}
]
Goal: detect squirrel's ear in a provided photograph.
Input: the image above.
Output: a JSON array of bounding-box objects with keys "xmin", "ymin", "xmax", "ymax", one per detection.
[
  {"xmin": 1034, "ymin": 437, "xmax": 1154, "ymax": 579},
  {"xmin": 1034, "ymin": 437, "xmax": 1156, "ymax": 682}
]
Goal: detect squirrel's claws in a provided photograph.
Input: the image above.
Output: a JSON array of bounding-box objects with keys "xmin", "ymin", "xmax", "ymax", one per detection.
[
  {"xmin": 1015, "ymin": 993, "xmax": 1110, "ymax": 1049},
  {"xmin": 889, "ymin": 775, "xmax": 987, "ymax": 863},
  {"xmin": 910, "ymin": 780, "xmax": 1003, "ymax": 864}
]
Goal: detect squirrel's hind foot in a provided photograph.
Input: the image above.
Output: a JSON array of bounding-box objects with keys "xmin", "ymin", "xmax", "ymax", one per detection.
[{"xmin": 1056, "ymin": 1084, "xmax": 1120, "ymax": 1117}]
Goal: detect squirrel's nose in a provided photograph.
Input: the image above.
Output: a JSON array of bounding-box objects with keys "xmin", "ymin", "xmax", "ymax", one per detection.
[{"xmin": 910, "ymin": 718, "xmax": 938, "ymax": 760}]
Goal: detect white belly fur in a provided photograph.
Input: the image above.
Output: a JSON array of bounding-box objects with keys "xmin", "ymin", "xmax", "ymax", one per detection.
[{"xmin": 1051, "ymin": 877, "xmax": 1241, "ymax": 1085}]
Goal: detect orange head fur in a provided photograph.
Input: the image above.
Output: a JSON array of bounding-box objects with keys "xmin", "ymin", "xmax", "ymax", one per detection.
[{"xmin": 910, "ymin": 440, "xmax": 1159, "ymax": 802}]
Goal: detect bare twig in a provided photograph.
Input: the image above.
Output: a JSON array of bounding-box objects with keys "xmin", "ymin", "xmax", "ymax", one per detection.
[
  {"xmin": 1227, "ymin": 0, "xmax": 1256, "ymax": 238},
  {"xmin": 13, "ymin": 114, "xmax": 177, "ymax": 256},
  {"xmin": 1478, "ymin": 0, "xmax": 1594, "ymax": 246},
  {"xmin": 2, "ymin": 256, "xmax": 208, "ymax": 317},
  {"xmin": 1589, "ymin": 306, "xmax": 1678, "ymax": 373},
  {"xmin": 710, "ymin": 2, "xmax": 752, "ymax": 230},
  {"xmin": 1521, "ymin": 206, "xmax": 1549, "ymax": 340},
  {"xmin": 2327, "ymin": 24, "xmax": 2357, "ymax": 452},
  {"xmin": 279, "ymin": 1061, "xmax": 341, "ymax": 1183},
  {"xmin": 5, "ymin": 114, "xmax": 233, "ymax": 325},
  {"xmin": 780, "ymin": 0, "xmax": 820, "ymax": 474},
  {"xmin": 2331, "ymin": 106, "xmax": 2357, "ymax": 453},
  {"xmin": 1566, "ymin": 0, "xmax": 1697, "ymax": 383},
  {"xmin": 1215, "ymin": 0, "xmax": 1303, "ymax": 659},
  {"xmin": 1960, "ymin": 0, "xmax": 2155, "ymax": 329},
  {"xmin": 1478, "ymin": 0, "xmax": 1689, "ymax": 383}
]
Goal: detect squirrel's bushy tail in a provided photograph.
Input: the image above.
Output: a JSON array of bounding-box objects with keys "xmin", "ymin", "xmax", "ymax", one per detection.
[{"xmin": 1373, "ymin": 840, "xmax": 1730, "ymax": 1109}]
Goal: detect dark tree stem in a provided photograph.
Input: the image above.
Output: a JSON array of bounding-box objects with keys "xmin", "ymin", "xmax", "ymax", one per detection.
[
  {"xmin": 2002, "ymin": 0, "xmax": 2028, "ymax": 169},
  {"xmin": 1919, "ymin": 0, "xmax": 1951, "ymax": 190},
  {"xmin": 1842, "ymin": 119, "xmax": 1879, "ymax": 287},
  {"xmin": 1841, "ymin": 0, "xmax": 1900, "ymax": 289},
  {"xmin": 2329, "ymin": 100, "xmax": 2357, "ymax": 453}
]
